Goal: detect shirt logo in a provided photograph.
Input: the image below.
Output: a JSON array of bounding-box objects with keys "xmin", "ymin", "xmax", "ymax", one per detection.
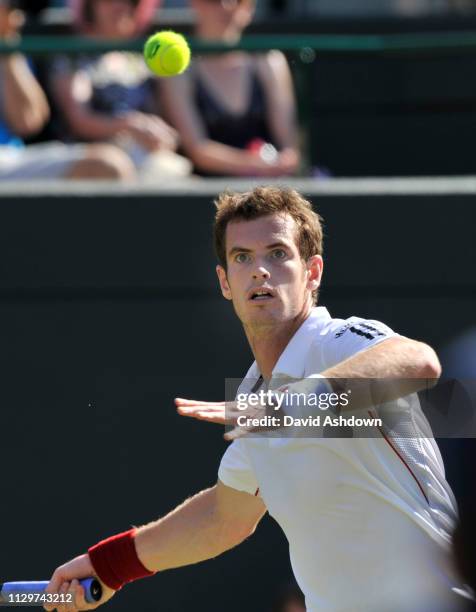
[{"xmin": 335, "ymin": 322, "xmax": 386, "ymax": 340}]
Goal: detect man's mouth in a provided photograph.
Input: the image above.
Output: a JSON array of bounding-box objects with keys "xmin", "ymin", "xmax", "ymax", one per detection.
[{"xmin": 248, "ymin": 288, "xmax": 275, "ymax": 301}]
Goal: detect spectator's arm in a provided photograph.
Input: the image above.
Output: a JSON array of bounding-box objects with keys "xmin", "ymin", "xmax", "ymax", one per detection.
[
  {"xmin": 160, "ymin": 71, "xmax": 295, "ymax": 177},
  {"xmin": 2, "ymin": 54, "xmax": 50, "ymax": 137},
  {"xmin": 257, "ymin": 50, "xmax": 300, "ymax": 165},
  {"xmin": 51, "ymin": 70, "xmax": 127, "ymax": 141}
]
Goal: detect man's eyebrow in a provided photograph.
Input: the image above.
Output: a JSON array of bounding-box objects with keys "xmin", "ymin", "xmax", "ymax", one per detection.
[
  {"xmin": 228, "ymin": 246, "xmax": 252, "ymax": 257},
  {"xmin": 227, "ymin": 242, "xmax": 290, "ymax": 257},
  {"xmin": 266, "ymin": 242, "xmax": 290, "ymax": 250}
]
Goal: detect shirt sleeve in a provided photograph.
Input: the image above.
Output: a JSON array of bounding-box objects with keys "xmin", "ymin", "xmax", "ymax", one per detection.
[
  {"xmin": 218, "ymin": 439, "xmax": 259, "ymax": 496},
  {"xmin": 321, "ymin": 316, "xmax": 399, "ymax": 370}
]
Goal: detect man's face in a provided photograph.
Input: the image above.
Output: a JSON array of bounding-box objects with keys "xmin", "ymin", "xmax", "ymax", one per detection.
[
  {"xmin": 90, "ymin": 0, "xmax": 136, "ymax": 36},
  {"xmin": 216, "ymin": 213, "xmax": 323, "ymax": 330},
  {"xmin": 0, "ymin": 2, "xmax": 23, "ymax": 39},
  {"xmin": 0, "ymin": 5, "xmax": 9, "ymax": 32},
  {"xmin": 193, "ymin": 0, "xmax": 255, "ymax": 31}
]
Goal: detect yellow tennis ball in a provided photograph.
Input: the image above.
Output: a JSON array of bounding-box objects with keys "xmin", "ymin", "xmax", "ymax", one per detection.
[{"xmin": 144, "ymin": 30, "xmax": 191, "ymax": 77}]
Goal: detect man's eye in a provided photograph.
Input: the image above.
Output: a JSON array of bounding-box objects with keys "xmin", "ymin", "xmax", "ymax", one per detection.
[
  {"xmin": 271, "ymin": 249, "xmax": 286, "ymax": 259},
  {"xmin": 235, "ymin": 253, "xmax": 250, "ymax": 263}
]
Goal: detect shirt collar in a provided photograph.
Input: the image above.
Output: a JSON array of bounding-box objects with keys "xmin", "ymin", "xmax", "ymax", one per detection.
[{"xmin": 241, "ymin": 307, "xmax": 331, "ymax": 389}]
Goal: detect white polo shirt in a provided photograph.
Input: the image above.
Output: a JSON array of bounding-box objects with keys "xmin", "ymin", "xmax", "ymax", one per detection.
[{"xmin": 219, "ymin": 307, "xmax": 467, "ymax": 612}]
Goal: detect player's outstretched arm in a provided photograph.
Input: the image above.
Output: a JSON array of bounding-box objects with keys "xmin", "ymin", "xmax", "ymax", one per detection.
[
  {"xmin": 323, "ymin": 336, "xmax": 441, "ymax": 381},
  {"xmin": 176, "ymin": 337, "xmax": 442, "ymax": 439},
  {"xmin": 44, "ymin": 481, "xmax": 265, "ymax": 612}
]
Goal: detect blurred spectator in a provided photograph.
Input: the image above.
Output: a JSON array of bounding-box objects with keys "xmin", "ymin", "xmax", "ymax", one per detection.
[
  {"xmin": 270, "ymin": 581, "xmax": 306, "ymax": 612},
  {"xmin": 441, "ymin": 328, "xmax": 476, "ymax": 379},
  {"xmin": 439, "ymin": 329, "xmax": 476, "ymax": 606},
  {"xmin": 453, "ymin": 454, "xmax": 476, "ymax": 608},
  {"xmin": 49, "ymin": 0, "xmax": 191, "ymax": 180},
  {"xmin": 15, "ymin": 0, "xmax": 50, "ymax": 20},
  {"xmin": 161, "ymin": 0, "xmax": 300, "ymax": 177},
  {"xmin": 0, "ymin": 0, "xmax": 134, "ymax": 179}
]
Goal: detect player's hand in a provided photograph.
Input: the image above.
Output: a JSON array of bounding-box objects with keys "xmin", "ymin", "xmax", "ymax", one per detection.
[
  {"xmin": 175, "ymin": 397, "xmax": 283, "ymax": 440},
  {"xmin": 120, "ymin": 112, "xmax": 178, "ymax": 151},
  {"xmin": 44, "ymin": 554, "xmax": 115, "ymax": 612}
]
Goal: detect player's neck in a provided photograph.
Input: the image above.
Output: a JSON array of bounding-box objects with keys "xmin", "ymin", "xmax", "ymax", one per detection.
[{"xmin": 245, "ymin": 308, "xmax": 312, "ymax": 381}]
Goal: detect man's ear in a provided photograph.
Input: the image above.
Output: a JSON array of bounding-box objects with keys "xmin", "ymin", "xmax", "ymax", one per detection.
[
  {"xmin": 306, "ymin": 255, "xmax": 323, "ymax": 293},
  {"xmin": 216, "ymin": 265, "xmax": 232, "ymax": 300}
]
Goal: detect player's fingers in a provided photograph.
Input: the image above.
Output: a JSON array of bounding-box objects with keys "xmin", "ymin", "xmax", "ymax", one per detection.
[
  {"xmin": 45, "ymin": 573, "xmax": 63, "ymax": 596},
  {"xmin": 44, "ymin": 576, "xmax": 66, "ymax": 611},
  {"xmin": 48, "ymin": 580, "xmax": 70, "ymax": 612},
  {"xmin": 178, "ymin": 408, "xmax": 226, "ymax": 423},
  {"xmin": 177, "ymin": 405, "xmax": 224, "ymax": 415},
  {"xmin": 224, "ymin": 426, "xmax": 249, "ymax": 441},
  {"xmin": 177, "ymin": 405, "xmax": 228, "ymax": 415},
  {"xmin": 177, "ymin": 408, "xmax": 203, "ymax": 416},
  {"xmin": 175, "ymin": 398, "xmax": 225, "ymax": 407},
  {"xmin": 194, "ymin": 410, "xmax": 227, "ymax": 423},
  {"xmin": 177, "ymin": 405, "xmax": 246, "ymax": 425},
  {"xmin": 65, "ymin": 580, "xmax": 84, "ymax": 612},
  {"xmin": 60, "ymin": 581, "xmax": 74, "ymax": 612},
  {"xmin": 72, "ymin": 579, "xmax": 90, "ymax": 612},
  {"xmin": 60, "ymin": 580, "xmax": 73, "ymax": 612},
  {"xmin": 176, "ymin": 405, "xmax": 223, "ymax": 415}
]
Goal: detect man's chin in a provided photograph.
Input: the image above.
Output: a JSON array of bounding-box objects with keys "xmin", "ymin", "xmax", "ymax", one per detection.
[{"xmin": 242, "ymin": 303, "xmax": 283, "ymax": 325}]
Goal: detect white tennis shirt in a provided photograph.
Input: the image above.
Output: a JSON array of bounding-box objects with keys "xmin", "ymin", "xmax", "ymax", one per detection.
[{"xmin": 218, "ymin": 307, "xmax": 468, "ymax": 612}]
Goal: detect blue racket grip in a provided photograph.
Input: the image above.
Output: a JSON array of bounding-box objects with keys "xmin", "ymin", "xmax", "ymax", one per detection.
[{"xmin": 0, "ymin": 578, "xmax": 102, "ymax": 604}]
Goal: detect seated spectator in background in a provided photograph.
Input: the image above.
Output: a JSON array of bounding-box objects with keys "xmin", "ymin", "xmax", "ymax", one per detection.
[
  {"xmin": 440, "ymin": 329, "xmax": 476, "ymax": 605},
  {"xmin": 49, "ymin": 0, "xmax": 191, "ymax": 180},
  {"xmin": 0, "ymin": 0, "xmax": 133, "ymax": 180},
  {"xmin": 161, "ymin": 0, "xmax": 300, "ymax": 177},
  {"xmin": 271, "ymin": 582, "xmax": 306, "ymax": 612},
  {"xmin": 15, "ymin": 0, "xmax": 50, "ymax": 20}
]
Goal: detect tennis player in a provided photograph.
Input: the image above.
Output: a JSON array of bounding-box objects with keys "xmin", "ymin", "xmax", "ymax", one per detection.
[{"xmin": 45, "ymin": 187, "xmax": 470, "ymax": 612}]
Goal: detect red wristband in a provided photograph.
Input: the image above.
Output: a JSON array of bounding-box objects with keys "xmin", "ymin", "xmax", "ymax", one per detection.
[{"xmin": 88, "ymin": 529, "xmax": 155, "ymax": 591}]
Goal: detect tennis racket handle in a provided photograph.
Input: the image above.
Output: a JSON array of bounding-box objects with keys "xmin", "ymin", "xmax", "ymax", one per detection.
[{"xmin": 0, "ymin": 578, "xmax": 102, "ymax": 604}]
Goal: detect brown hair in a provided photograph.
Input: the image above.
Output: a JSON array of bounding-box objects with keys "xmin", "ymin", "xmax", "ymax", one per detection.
[{"xmin": 213, "ymin": 186, "xmax": 324, "ymax": 301}]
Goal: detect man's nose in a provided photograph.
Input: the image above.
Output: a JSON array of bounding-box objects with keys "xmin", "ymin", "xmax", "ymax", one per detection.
[{"xmin": 252, "ymin": 266, "xmax": 270, "ymax": 280}]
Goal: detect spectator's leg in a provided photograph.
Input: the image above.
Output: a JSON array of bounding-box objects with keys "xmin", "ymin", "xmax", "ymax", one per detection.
[{"xmin": 66, "ymin": 144, "xmax": 136, "ymax": 180}]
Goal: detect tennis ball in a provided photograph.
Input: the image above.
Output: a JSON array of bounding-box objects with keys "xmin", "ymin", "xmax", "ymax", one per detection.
[{"xmin": 144, "ymin": 30, "xmax": 191, "ymax": 77}]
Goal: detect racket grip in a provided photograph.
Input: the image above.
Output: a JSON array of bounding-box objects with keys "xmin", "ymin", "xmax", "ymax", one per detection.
[
  {"xmin": 0, "ymin": 578, "xmax": 102, "ymax": 604},
  {"xmin": 81, "ymin": 578, "xmax": 103, "ymax": 603}
]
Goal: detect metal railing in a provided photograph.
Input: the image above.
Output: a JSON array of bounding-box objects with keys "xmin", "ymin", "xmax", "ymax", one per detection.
[{"xmin": 2, "ymin": 31, "xmax": 476, "ymax": 55}]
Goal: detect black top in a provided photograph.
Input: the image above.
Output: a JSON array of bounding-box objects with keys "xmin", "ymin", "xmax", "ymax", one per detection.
[{"xmin": 193, "ymin": 62, "xmax": 275, "ymax": 151}]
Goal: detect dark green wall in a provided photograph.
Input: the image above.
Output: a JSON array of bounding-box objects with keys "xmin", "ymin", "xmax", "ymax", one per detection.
[{"xmin": 309, "ymin": 52, "xmax": 476, "ymax": 175}]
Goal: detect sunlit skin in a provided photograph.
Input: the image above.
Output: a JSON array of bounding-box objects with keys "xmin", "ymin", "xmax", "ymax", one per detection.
[
  {"xmin": 89, "ymin": 0, "xmax": 136, "ymax": 39},
  {"xmin": 216, "ymin": 213, "xmax": 323, "ymax": 381},
  {"xmin": 192, "ymin": 0, "xmax": 255, "ymax": 44}
]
